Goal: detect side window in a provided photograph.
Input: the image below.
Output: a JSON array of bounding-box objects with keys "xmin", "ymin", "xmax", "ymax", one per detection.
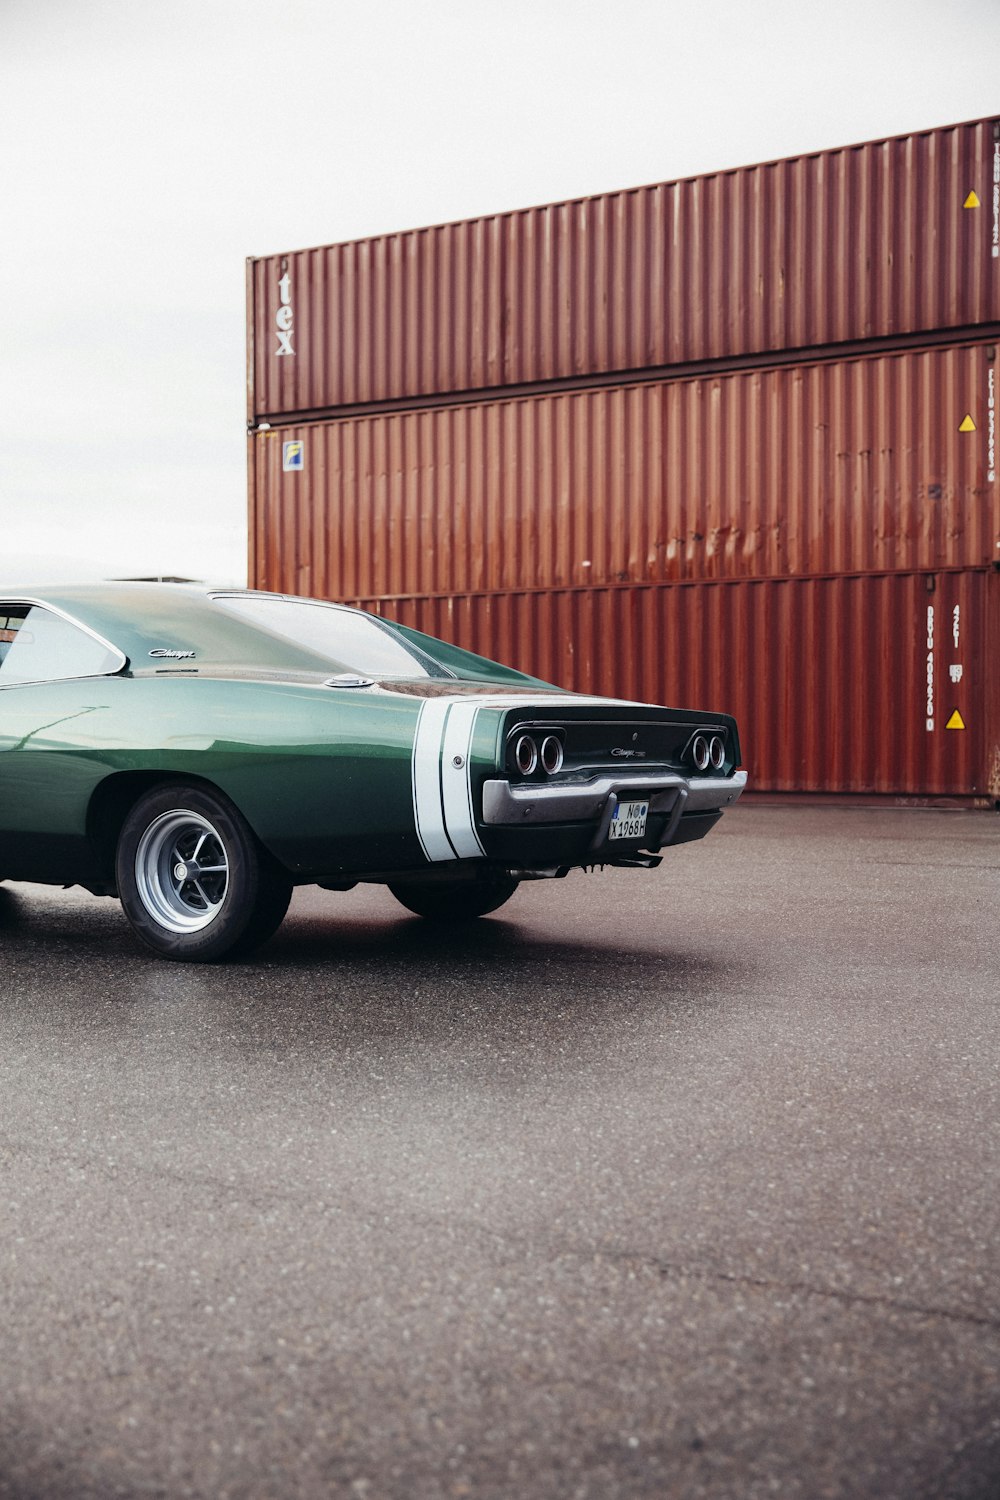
[{"xmin": 0, "ymin": 605, "xmax": 122, "ymax": 685}]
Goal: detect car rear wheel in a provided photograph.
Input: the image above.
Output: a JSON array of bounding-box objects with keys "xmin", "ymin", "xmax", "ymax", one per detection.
[
  {"xmin": 116, "ymin": 784, "xmax": 292, "ymax": 962},
  {"xmin": 387, "ymin": 871, "xmax": 519, "ymax": 921}
]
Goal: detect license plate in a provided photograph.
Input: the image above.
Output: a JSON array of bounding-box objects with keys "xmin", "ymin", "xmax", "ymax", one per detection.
[{"xmin": 609, "ymin": 799, "xmax": 648, "ymax": 841}]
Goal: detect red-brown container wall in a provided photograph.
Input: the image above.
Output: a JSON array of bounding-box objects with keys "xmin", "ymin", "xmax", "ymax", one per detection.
[
  {"xmin": 249, "ymin": 341, "xmax": 1000, "ymax": 600},
  {"xmin": 249, "ymin": 118, "xmax": 1000, "ymax": 419},
  {"xmin": 348, "ymin": 571, "xmax": 992, "ymax": 802}
]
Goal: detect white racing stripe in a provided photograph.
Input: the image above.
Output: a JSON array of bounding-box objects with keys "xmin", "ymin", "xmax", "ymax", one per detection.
[
  {"xmin": 410, "ymin": 690, "xmax": 652, "ymax": 863},
  {"xmin": 411, "ymin": 699, "xmax": 456, "ymax": 861}
]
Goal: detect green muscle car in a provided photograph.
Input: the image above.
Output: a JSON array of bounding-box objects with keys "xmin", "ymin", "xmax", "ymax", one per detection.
[{"xmin": 0, "ymin": 585, "xmax": 747, "ymax": 961}]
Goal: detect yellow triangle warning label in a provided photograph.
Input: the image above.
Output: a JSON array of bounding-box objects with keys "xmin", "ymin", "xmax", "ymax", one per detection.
[
  {"xmin": 946, "ymin": 710, "xmax": 966, "ymax": 730},
  {"xmin": 959, "ymin": 414, "xmax": 977, "ymax": 432},
  {"xmin": 964, "ymin": 191, "xmax": 981, "ymax": 209}
]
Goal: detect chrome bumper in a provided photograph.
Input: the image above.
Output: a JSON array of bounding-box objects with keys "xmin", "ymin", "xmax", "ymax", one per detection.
[{"xmin": 481, "ymin": 769, "xmax": 748, "ymax": 828}]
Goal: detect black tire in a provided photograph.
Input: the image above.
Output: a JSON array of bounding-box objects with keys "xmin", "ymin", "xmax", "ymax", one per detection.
[
  {"xmin": 115, "ymin": 784, "xmax": 292, "ymax": 962},
  {"xmin": 387, "ymin": 871, "xmax": 520, "ymax": 921}
]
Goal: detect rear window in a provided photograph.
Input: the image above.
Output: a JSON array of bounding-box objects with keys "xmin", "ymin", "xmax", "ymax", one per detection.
[{"xmin": 212, "ymin": 596, "xmax": 446, "ymax": 680}]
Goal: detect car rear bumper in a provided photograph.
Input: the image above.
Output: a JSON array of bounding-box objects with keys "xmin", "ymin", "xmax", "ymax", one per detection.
[{"xmin": 481, "ymin": 769, "xmax": 748, "ymax": 836}]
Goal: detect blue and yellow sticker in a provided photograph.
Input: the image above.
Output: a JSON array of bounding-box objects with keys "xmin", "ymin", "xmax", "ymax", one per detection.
[{"xmin": 282, "ymin": 440, "xmax": 304, "ymax": 472}]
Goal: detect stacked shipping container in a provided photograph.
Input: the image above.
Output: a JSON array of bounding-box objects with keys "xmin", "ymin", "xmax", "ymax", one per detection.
[{"xmin": 248, "ymin": 117, "xmax": 1000, "ymax": 802}]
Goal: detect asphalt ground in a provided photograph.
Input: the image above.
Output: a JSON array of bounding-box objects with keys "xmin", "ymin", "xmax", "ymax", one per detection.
[{"xmin": 0, "ymin": 805, "xmax": 997, "ymax": 1500}]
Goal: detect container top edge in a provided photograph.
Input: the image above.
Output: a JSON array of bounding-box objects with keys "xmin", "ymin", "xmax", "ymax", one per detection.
[{"xmin": 247, "ymin": 113, "xmax": 1000, "ymax": 266}]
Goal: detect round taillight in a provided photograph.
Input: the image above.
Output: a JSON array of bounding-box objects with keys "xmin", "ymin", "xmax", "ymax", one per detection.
[
  {"xmin": 692, "ymin": 734, "xmax": 710, "ymax": 772},
  {"xmin": 515, "ymin": 734, "xmax": 538, "ymax": 775},
  {"xmin": 540, "ymin": 734, "xmax": 564, "ymax": 775},
  {"xmin": 709, "ymin": 734, "xmax": 726, "ymax": 771}
]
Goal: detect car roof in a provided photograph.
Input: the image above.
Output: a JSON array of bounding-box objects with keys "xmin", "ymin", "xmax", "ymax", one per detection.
[
  {"xmin": 5, "ymin": 582, "xmax": 319, "ymax": 614},
  {"xmin": 0, "ymin": 583, "xmax": 550, "ymax": 688}
]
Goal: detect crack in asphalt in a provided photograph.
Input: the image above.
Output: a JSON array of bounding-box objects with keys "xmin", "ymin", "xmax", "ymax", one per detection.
[{"xmin": 595, "ymin": 1245, "xmax": 1000, "ymax": 1332}]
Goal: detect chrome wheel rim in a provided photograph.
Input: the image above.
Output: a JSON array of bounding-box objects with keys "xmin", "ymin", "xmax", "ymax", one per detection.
[{"xmin": 134, "ymin": 810, "xmax": 230, "ymax": 933}]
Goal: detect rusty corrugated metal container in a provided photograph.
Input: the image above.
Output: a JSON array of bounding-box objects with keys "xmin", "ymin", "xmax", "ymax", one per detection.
[
  {"xmin": 347, "ymin": 570, "xmax": 993, "ymax": 803},
  {"xmin": 248, "ymin": 116, "xmax": 1000, "ymax": 420},
  {"xmin": 248, "ymin": 339, "xmax": 1000, "ymax": 599}
]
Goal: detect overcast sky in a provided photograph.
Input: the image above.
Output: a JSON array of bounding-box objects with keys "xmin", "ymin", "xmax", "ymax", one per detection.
[{"xmin": 1, "ymin": 0, "xmax": 998, "ymax": 586}]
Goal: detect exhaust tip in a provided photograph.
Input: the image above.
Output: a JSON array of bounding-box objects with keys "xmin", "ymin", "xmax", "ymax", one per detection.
[
  {"xmin": 515, "ymin": 734, "xmax": 538, "ymax": 775},
  {"xmin": 540, "ymin": 734, "xmax": 564, "ymax": 775}
]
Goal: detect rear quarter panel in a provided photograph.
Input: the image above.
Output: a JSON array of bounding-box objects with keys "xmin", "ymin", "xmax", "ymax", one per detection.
[{"xmin": 0, "ymin": 677, "xmax": 429, "ymax": 881}]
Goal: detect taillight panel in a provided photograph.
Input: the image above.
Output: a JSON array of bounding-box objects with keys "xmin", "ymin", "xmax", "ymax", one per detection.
[{"xmin": 505, "ymin": 717, "xmax": 734, "ymax": 780}]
